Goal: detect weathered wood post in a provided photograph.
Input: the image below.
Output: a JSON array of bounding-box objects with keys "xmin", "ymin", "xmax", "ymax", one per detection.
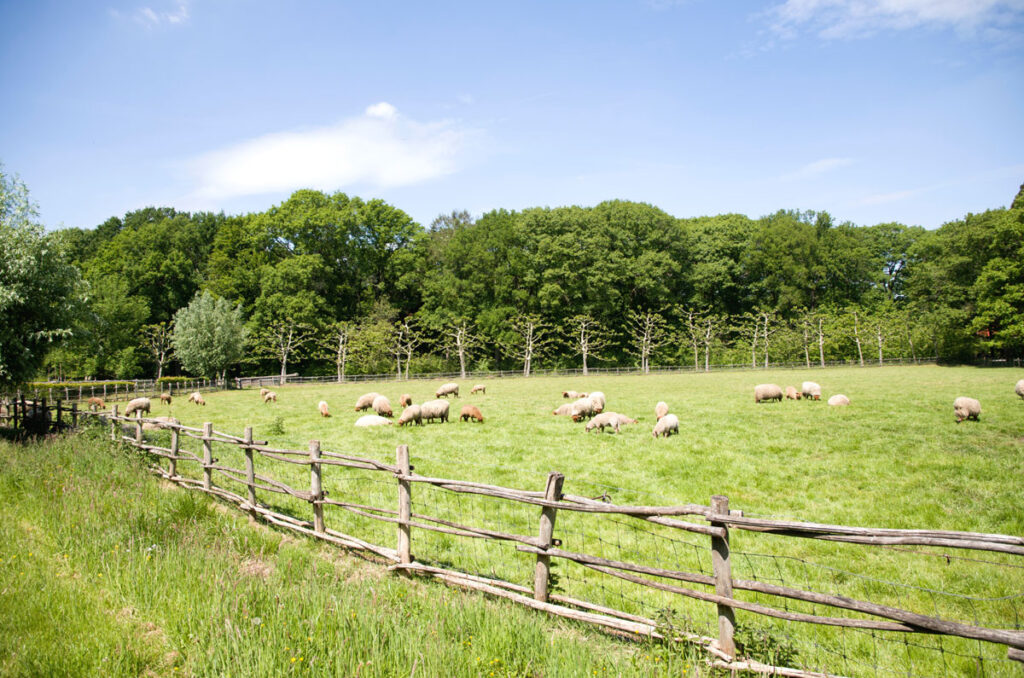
[
  {"xmin": 710, "ymin": 494, "xmax": 736, "ymax": 659},
  {"xmin": 71, "ymin": 403, "xmax": 78, "ymax": 429},
  {"xmin": 243, "ymin": 426, "xmax": 257, "ymax": 512},
  {"xmin": 135, "ymin": 410, "xmax": 143, "ymax": 444},
  {"xmin": 56, "ymin": 400, "xmax": 63, "ymax": 431},
  {"xmin": 396, "ymin": 444, "xmax": 412, "ymax": 564},
  {"xmin": 169, "ymin": 425, "xmax": 179, "ymax": 478},
  {"xmin": 110, "ymin": 404, "xmax": 118, "ymax": 440},
  {"xmin": 202, "ymin": 422, "xmax": 213, "ymax": 491},
  {"xmin": 310, "ymin": 440, "xmax": 324, "ymax": 534},
  {"xmin": 534, "ymin": 472, "xmax": 565, "ymax": 602}
]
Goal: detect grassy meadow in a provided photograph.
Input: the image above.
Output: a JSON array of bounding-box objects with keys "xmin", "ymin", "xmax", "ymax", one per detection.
[{"xmin": 4, "ymin": 365, "xmax": 1023, "ymax": 676}]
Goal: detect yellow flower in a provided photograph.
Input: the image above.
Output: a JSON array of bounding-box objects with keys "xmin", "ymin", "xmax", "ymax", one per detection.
[{"xmin": 291, "ymin": 657, "xmax": 296, "ymax": 663}]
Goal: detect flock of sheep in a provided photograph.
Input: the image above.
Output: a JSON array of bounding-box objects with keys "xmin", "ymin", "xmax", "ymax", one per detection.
[
  {"xmin": 753, "ymin": 381, "xmax": 849, "ymax": 406},
  {"xmin": 550, "ymin": 389, "xmax": 678, "ymax": 438}
]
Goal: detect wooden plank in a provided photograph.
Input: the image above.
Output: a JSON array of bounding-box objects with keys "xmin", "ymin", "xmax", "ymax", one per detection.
[
  {"xmin": 396, "ymin": 445, "xmax": 412, "ymax": 564},
  {"xmin": 311, "ymin": 440, "xmax": 324, "ymax": 534},
  {"xmin": 244, "ymin": 426, "xmax": 257, "ymax": 512},
  {"xmin": 711, "ymin": 495, "xmax": 736, "ymax": 659},
  {"xmin": 533, "ymin": 472, "xmax": 564, "ymax": 602},
  {"xmin": 202, "ymin": 422, "xmax": 213, "ymax": 491}
]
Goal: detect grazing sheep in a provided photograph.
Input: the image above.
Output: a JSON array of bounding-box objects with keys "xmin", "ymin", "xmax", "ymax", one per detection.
[
  {"xmin": 124, "ymin": 397, "xmax": 151, "ymax": 416},
  {"xmin": 318, "ymin": 401, "xmax": 330, "ymax": 417},
  {"xmin": 397, "ymin": 405, "xmax": 423, "ymax": 426},
  {"xmin": 801, "ymin": 381, "xmax": 822, "ymax": 400},
  {"xmin": 585, "ymin": 411, "xmax": 634, "ymax": 434},
  {"xmin": 1016, "ymin": 379, "xmax": 1024, "ymax": 400},
  {"xmin": 828, "ymin": 394, "xmax": 851, "ymax": 407},
  {"xmin": 399, "ymin": 393, "xmax": 412, "ymax": 407},
  {"xmin": 460, "ymin": 405, "xmax": 484, "ymax": 423},
  {"xmin": 159, "ymin": 393, "xmax": 172, "ymax": 405},
  {"xmin": 784, "ymin": 386, "xmax": 802, "ymax": 400},
  {"xmin": 552, "ymin": 403, "xmax": 575, "ymax": 416},
  {"xmin": 142, "ymin": 416, "xmax": 179, "ymax": 431},
  {"xmin": 953, "ymin": 396, "xmax": 981, "ymax": 423},
  {"xmin": 754, "ymin": 384, "xmax": 784, "ymax": 404},
  {"xmin": 435, "ymin": 383, "xmax": 460, "ymax": 398},
  {"xmin": 655, "ymin": 401, "xmax": 668, "ymax": 420},
  {"xmin": 355, "ymin": 392, "xmax": 381, "ymax": 411},
  {"xmin": 652, "ymin": 413, "xmax": 679, "ymax": 438},
  {"xmin": 354, "ymin": 415, "xmax": 393, "ymax": 427},
  {"xmin": 260, "ymin": 388, "xmax": 270, "ymax": 398},
  {"xmin": 570, "ymin": 397, "xmax": 598, "ymax": 422},
  {"xmin": 471, "ymin": 384, "xmax": 486, "ymax": 395},
  {"xmin": 562, "ymin": 390, "xmax": 587, "ymax": 399},
  {"xmin": 188, "ymin": 391, "xmax": 206, "ymax": 406},
  {"xmin": 420, "ymin": 399, "xmax": 450, "ymax": 423},
  {"xmin": 588, "ymin": 391, "xmax": 606, "ymax": 413},
  {"xmin": 263, "ymin": 391, "xmax": 277, "ymax": 403},
  {"xmin": 86, "ymin": 397, "xmax": 105, "ymax": 411},
  {"xmin": 372, "ymin": 395, "xmax": 393, "ymax": 418}
]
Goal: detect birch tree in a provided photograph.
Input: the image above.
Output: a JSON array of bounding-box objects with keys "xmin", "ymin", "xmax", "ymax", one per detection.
[
  {"xmin": 140, "ymin": 322, "xmax": 174, "ymax": 380},
  {"xmin": 569, "ymin": 314, "xmax": 611, "ymax": 376},
  {"xmin": 319, "ymin": 320, "xmax": 356, "ymax": 383},
  {"xmin": 626, "ymin": 310, "xmax": 667, "ymax": 374},
  {"xmin": 505, "ymin": 314, "xmax": 554, "ymax": 377}
]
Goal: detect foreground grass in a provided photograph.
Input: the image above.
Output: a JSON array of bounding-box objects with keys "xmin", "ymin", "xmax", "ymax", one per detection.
[{"xmin": 0, "ymin": 429, "xmax": 701, "ymax": 677}]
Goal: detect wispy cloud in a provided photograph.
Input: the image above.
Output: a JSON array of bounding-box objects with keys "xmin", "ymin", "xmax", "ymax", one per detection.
[
  {"xmin": 779, "ymin": 157, "xmax": 854, "ymax": 181},
  {"xmin": 189, "ymin": 103, "xmax": 476, "ymax": 200},
  {"xmin": 766, "ymin": 0, "xmax": 1024, "ymax": 39},
  {"xmin": 110, "ymin": 1, "xmax": 189, "ymax": 28}
]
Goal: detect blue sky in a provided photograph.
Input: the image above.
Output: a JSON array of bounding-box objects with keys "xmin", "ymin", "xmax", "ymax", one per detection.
[{"xmin": 2, "ymin": 0, "xmax": 1022, "ymax": 231}]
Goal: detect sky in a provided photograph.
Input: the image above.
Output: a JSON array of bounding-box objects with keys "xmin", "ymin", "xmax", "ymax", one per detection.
[{"xmin": 1, "ymin": 0, "xmax": 1023, "ymax": 231}]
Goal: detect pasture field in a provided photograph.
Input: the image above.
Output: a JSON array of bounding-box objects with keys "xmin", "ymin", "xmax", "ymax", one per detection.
[{"xmin": 148, "ymin": 365, "xmax": 1024, "ymax": 676}]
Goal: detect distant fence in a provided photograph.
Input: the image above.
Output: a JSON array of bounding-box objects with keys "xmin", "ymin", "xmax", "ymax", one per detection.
[
  {"xmin": 4, "ymin": 378, "xmax": 223, "ymax": 411},
  {"xmin": 76, "ymin": 408, "xmax": 1024, "ymax": 677},
  {"xmin": 235, "ymin": 357, "xmax": 945, "ymax": 389}
]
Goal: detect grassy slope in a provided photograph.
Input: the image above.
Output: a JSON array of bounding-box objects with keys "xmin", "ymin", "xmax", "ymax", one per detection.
[{"xmin": 0, "ymin": 430, "xmax": 698, "ymax": 677}]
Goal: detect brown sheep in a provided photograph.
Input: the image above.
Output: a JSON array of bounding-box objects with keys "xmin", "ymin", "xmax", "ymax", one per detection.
[
  {"xmin": 784, "ymin": 386, "xmax": 801, "ymax": 400},
  {"xmin": 263, "ymin": 391, "xmax": 277, "ymax": 403},
  {"xmin": 655, "ymin": 401, "xmax": 668, "ymax": 420},
  {"xmin": 260, "ymin": 388, "xmax": 270, "ymax": 398},
  {"xmin": 87, "ymin": 397, "xmax": 105, "ymax": 411},
  {"xmin": 355, "ymin": 392, "xmax": 381, "ymax": 411},
  {"xmin": 562, "ymin": 390, "xmax": 587, "ymax": 399},
  {"xmin": 460, "ymin": 405, "xmax": 484, "ymax": 423},
  {"xmin": 470, "ymin": 384, "xmax": 486, "ymax": 395},
  {"xmin": 160, "ymin": 393, "xmax": 172, "ymax": 405},
  {"xmin": 188, "ymin": 391, "xmax": 206, "ymax": 406},
  {"xmin": 318, "ymin": 401, "xmax": 330, "ymax": 417},
  {"xmin": 399, "ymin": 393, "xmax": 413, "ymax": 407},
  {"xmin": 372, "ymin": 395, "xmax": 393, "ymax": 417},
  {"xmin": 397, "ymin": 405, "xmax": 423, "ymax": 426}
]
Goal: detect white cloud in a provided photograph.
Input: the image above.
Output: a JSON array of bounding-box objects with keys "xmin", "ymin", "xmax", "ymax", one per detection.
[
  {"xmin": 779, "ymin": 157, "xmax": 854, "ymax": 181},
  {"xmin": 189, "ymin": 103, "xmax": 474, "ymax": 200},
  {"xmin": 767, "ymin": 0, "xmax": 1024, "ymax": 39},
  {"xmin": 111, "ymin": 1, "xmax": 190, "ymax": 28}
]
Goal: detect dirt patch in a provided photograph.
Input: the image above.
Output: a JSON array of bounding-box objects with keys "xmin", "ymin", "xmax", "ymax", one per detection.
[{"xmin": 239, "ymin": 557, "xmax": 274, "ymax": 580}]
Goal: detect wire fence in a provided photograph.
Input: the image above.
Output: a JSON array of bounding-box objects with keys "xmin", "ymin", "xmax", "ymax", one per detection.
[{"xmin": 65, "ymin": 407, "xmax": 1024, "ymax": 677}]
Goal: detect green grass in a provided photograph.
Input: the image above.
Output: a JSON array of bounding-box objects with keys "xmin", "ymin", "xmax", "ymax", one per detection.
[
  {"xmin": 0, "ymin": 429, "xmax": 702, "ymax": 677},
  {"xmin": 142, "ymin": 365, "xmax": 1024, "ymax": 676}
]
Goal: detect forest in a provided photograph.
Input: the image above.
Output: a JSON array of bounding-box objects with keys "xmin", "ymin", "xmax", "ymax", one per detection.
[{"xmin": 7, "ymin": 176, "xmax": 1024, "ymax": 383}]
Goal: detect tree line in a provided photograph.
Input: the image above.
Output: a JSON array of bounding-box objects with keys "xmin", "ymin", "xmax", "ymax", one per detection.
[{"xmin": 3, "ymin": 162, "xmax": 1023, "ymax": 386}]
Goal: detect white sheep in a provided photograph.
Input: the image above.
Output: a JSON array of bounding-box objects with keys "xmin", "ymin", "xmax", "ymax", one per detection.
[
  {"xmin": 142, "ymin": 416, "xmax": 179, "ymax": 431},
  {"xmin": 435, "ymin": 383, "xmax": 460, "ymax": 398},
  {"xmin": 372, "ymin": 395, "xmax": 393, "ymax": 417},
  {"xmin": 953, "ymin": 396, "xmax": 981, "ymax": 423},
  {"xmin": 1016, "ymin": 379, "xmax": 1024, "ymax": 400},
  {"xmin": 562, "ymin": 390, "xmax": 587, "ymax": 399},
  {"xmin": 754, "ymin": 384, "xmax": 783, "ymax": 403},
  {"xmin": 188, "ymin": 391, "xmax": 206, "ymax": 406},
  {"xmin": 259, "ymin": 388, "xmax": 270, "ymax": 398},
  {"xmin": 655, "ymin": 401, "xmax": 668, "ymax": 420},
  {"xmin": 552, "ymin": 403, "xmax": 574, "ymax": 416},
  {"xmin": 652, "ymin": 414, "xmax": 679, "ymax": 438},
  {"xmin": 585, "ymin": 412, "xmax": 638, "ymax": 434},
  {"xmin": 828, "ymin": 394, "xmax": 850, "ymax": 407},
  {"xmin": 397, "ymin": 405, "xmax": 423, "ymax": 426},
  {"xmin": 354, "ymin": 415, "xmax": 393, "ymax": 427},
  {"xmin": 588, "ymin": 391, "xmax": 606, "ymax": 413},
  {"xmin": 420, "ymin": 399, "xmax": 451, "ymax": 423},
  {"xmin": 471, "ymin": 384, "xmax": 486, "ymax": 395},
  {"xmin": 318, "ymin": 401, "xmax": 330, "ymax": 417},
  {"xmin": 124, "ymin": 397, "xmax": 151, "ymax": 416},
  {"xmin": 801, "ymin": 381, "xmax": 822, "ymax": 400},
  {"xmin": 784, "ymin": 386, "xmax": 801, "ymax": 400},
  {"xmin": 262, "ymin": 391, "xmax": 277, "ymax": 403},
  {"xmin": 355, "ymin": 392, "xmax": 381, "ymax": 411},
  {"xmin": 570, "ymin": 397, "xmax": 598, "ymax": 422}
]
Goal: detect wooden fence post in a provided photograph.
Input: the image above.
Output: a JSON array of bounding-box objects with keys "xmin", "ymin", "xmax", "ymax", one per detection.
[
  {"xmin": 710, "ymin": 494, "xmax": 736, "ymax": 659},
  {"xmin": 243, "ymin": 426, "xmax": 257, "ymax": 512},
  {"xmin": 202, "ymin": 422, "xmax": 213, "ymax": 491},
  {"xmin": 169, "ymin": 425, "xmax": 178, "ymax": 478},
  {"xmin": 310, "ymin": 440, "xmax": 324, "ymax": 534},
  {"xmin": 110, "ymin": 404, "xmax": 118, "ymax": 440},
  {"xmin": 135, "ymin": 410, "xmax": 143, "ymax": 444},
  {"xmin": 56, "ymin": 400, "xmax": 63, "ymax": 431},
  {"xmin": 534, "ymin": 472, "xmax": 565, "ymax": 602},
  {"xmin": 71, "ymin": 403, "xmax": 78, "ymax": 429},
  {"xmin": 396, "ymin": 444, "xmax": 412, "ymax": 563}
]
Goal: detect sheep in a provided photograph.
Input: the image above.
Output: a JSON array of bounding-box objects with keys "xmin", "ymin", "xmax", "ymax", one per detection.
[
  {"xmin": 420, "ymin": 399, "xmax": 450, "ymax": 423},
  {"xmin": 318, "ymin": 401, "xmax": 330, "ymax": 417},
  {"xmin": 397, "ymin": 405, "xmax": 423, "ymax": 426},
  {"xmin": 86, "ymin": 397, "xmax": 105, "ymax": 411},
  {"xmin": 1016, "ymin": 379, "xmax": 1024, "ymax": 400},
  {"xmin": 585, "ymin": 412, "xmax": 635, "ymax": 434},
  {"xmin": 953, "ymin": 396, "xmax": 981, "ymax": 423},
  {"xmin": 355, "ymin": 392, "xmax": 381, "ymax": 411},
  {"xmin": 588, "ymin": 391, "xmax": 606, "ymax": 413},
  {"xmin": 260, "ymin": 388, "xmax": 270, "ymax": 398},
  {"xmin": 471, "ymin": 384, "xmax": 486, "ymax": 395},
  {"xmin": 562, "ymin": 390, "xmax": 587, "ymax": 399},
  {"xmin": 655, "ymin": 401, "xmax": 668, "ymax": 420},
  {"xmin": 188, "ymin": 391, "xmax": 206, "ymax": 406},
  {"xmin": 754, "ymin": 384, "xmax": 783, "ymax": 403},
  {"xmin": 460, "ymin": 405, "xmax": 484, "ymax": 423},
  {"xmin": 435, "ymin": 382, "xmax": 460, "ymax": 398},
  {"xmin": 570, "ymin": 397, "xmax": 598, "ymax": 422},
  {"xmin": 354, "ymin": 415, "xmax": 393, "ymax": 427},
  {"xmin": 552, "ymin": 403, "xmax": 574, "ymax": 416},
  {"xmin": 372, "ymin": 395, "xmax": 393, "ymax": 417},
  {"xmin": 124, "ymin": 397, "xmax": 151, "ymax": 417},
  {"xmin": 142, "ymin": 416, "xmax": 179, "ymax": 431},
  {"xmin": 399, "ymin": 393, "xmax": 413, "ymax": 407},
  {"xmin": 828, "ymin": 394, "xmax": 851, "ymax": 407},
  {"xmin": 652, "ymin": 413, "xmax": 679, "ymax": 438},
  {"xmin": 801, "ymin": 381, "xmax": 822, "ymax": 400},
  {"xmin": 262, "ymin": 391, "xmax": 277, "ymax": 404},
  {"xmin": 159, "ymin": 393, "xmax": 172, "ymax": 405},
  {"xmin": 784, "ymin": 386, "xmax": 802, "ymax": 400}
]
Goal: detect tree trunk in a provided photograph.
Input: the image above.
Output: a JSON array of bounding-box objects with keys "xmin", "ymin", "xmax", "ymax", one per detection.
[
  {"xmin": 458, "ymin": 347, "xmax": 466, "ymax": 379},
  {"xmin": 877, "ymin": 329, "xmax": 884, "ymax": 366},
  {"xmin": 280, "ymin": 355, "xmax": 288, "ymax": 384},
  {"xmin": 582, "ymin": 351, "xmax": 588, "ymax": 376},
  {"xmin": 853, "ymin": 311, "xmax": 864, "ymax": 366},
  {"xmin": 803, "ymin": 328, "xmax": 810, "ymax": 368},
  {"xmin": 818, "ymin": 318, "xmax": 825, "ymax": 367}
]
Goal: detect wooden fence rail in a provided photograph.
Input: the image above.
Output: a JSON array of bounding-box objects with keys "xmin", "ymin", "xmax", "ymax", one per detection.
[{"xmin": 62, "ymin": 411, "xmax": 1024, "ymax": 675}]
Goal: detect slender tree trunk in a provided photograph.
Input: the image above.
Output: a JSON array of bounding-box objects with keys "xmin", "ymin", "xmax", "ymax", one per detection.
[
  {"xmin": 803, "ymin": 328, "xmax": 810, "ymax": 368},
  {"xmin": 907, "ymin": 327, "xmax": 916, "ymax": 361},
  {"xmin": 458, "ymin": 346, "xmax": 467, "ymax": 379},
  {"xmin": 524, "ymin": 350, "xmax": 531, "ymax": 377},
  {"xmin": 582, "ymin": 351, "xmax": 588, "ymax": 376},
  {"xmin": 853, "ymin": 311, "xmax": 864, "ymax": 366},
  {"xmin": 818, "ymin": 318, "xmax": 825, "ymax": 367},
  {"xmin": 156, "ymin": 361, "xmax": 164, "ymax": 381},
  {"xmin": 281, "ymin": 354, "xmax": 288, "ymax": 383},
  {"xmin": 762, "ymin": 314, "xmax": 770, "ymax": 368},
  {"xmin": 693, "ymin": 340, "xmax": 699, "ymax": 371},
  {"xmin": 877, "ymin": 328, "xmax": 884, "ymax": 366}
]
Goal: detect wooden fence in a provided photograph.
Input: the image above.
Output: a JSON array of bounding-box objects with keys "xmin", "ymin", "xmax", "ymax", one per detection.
[
  {"xmin": 84, "ymin": 407, "xmax": 1024, "ymax": 677},
  {"xmin": 3, "ymin": 379, "xmax": 220, "ymax": 418}
]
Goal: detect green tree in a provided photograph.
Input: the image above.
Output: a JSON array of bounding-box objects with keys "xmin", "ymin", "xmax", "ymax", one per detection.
[
  {"xmin": 0, "ymin": 164, "xmax": 82, "ymax": 385},
  {"xmin": 172, "ymin": 291, "xmax": 247, "ymax": 381}
]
